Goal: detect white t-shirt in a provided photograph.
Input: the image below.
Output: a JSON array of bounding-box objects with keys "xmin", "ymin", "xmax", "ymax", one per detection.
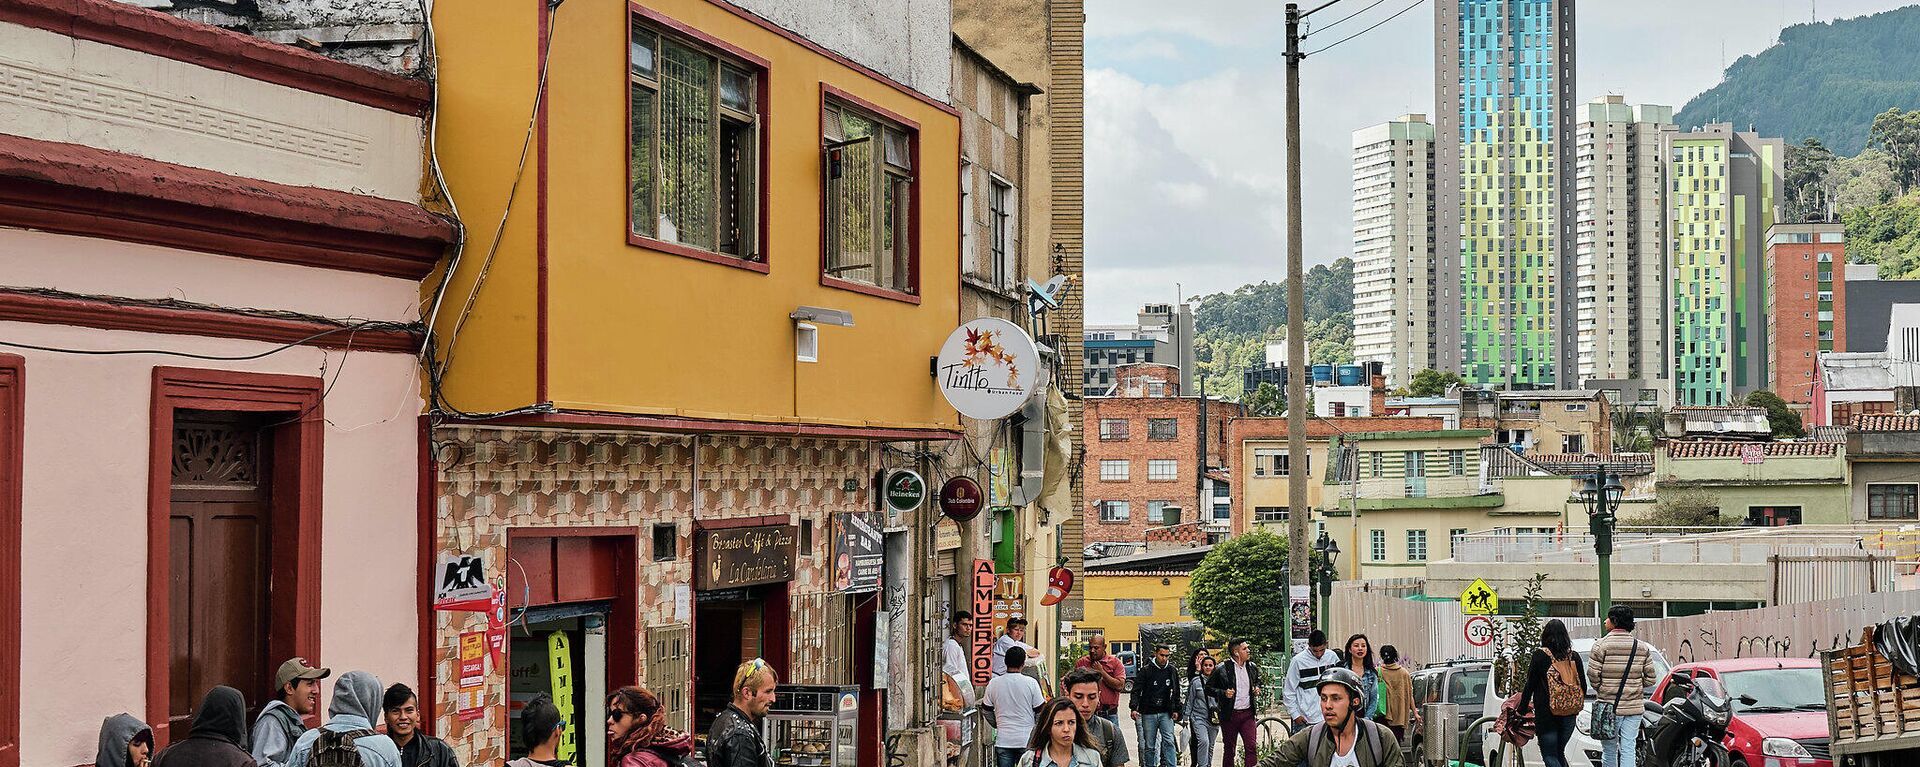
[
  {"xmin": 1329, "ymin": 742, "xmax": 1360, "ymax": 767},
  {"xmin": 982, "ymin": 671, "xmax": 1048, "ymax": 747},
  {"xmin": 944, "ymin": 637, "xmax": 977, "ymax": 705}
]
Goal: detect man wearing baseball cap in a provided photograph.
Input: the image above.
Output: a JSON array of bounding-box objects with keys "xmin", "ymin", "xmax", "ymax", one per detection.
[
  {"xmin": 1257, "ymin": 667, "xmax": 1403, "ymax": 767},
  {"xmin": 252, "ymin": 657, "xmax": 330, "ymax": 767}
]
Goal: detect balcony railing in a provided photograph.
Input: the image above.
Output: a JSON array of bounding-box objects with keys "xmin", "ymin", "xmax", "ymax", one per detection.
[
  {"xmin": 1447, "ymin": 525, "xmax": 1906, "ymax": 564},
  {"xmin": 1335, "ymin": 475, "xmax": 1501, "ymax": 500}
]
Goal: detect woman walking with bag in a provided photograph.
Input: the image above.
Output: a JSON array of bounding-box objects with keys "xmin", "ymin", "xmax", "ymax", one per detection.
[
  {"xmin": 1517, "ymin": 620, "xmax": 1588, "ymax": 767},
  {"xmin": 1183, "ymin": 650, "xmax": 1219, "ymax": 767}
]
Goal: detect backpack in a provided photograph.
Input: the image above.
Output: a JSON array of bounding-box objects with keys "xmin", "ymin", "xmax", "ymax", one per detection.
[
  {"xmin": 1307, "ymin": 719, "xmax": 1387, "ymax": 766},
  {"xmin": 1546, "ymin": 656, "xmax": 1583, "ymax": 716},
  {"xmin": 310, "ymin": 728, "xmax": 374, "ymax": 767},
  {"xmin": 260, "ymin": 704, "xmax": 305, "ymax": 755}
]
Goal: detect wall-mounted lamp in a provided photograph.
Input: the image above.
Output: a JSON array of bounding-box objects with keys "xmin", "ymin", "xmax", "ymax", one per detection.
[{"xmin": 790, "ymin": 306, "xmax": 853, "ymax": 364}]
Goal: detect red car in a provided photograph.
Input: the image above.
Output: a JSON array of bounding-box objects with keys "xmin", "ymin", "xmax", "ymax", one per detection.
[{"xmin": 1651, "ymin": 658, "xmax": 1832, "ymax": 767}]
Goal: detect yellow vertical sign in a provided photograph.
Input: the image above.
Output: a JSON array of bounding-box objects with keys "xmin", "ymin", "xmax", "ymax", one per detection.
[{"xmin": 548, "ymin": 631, "xmax": 577, "ymax": 761}]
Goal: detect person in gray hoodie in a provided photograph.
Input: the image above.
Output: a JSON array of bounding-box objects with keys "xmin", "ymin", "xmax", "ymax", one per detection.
[
  {"xmin": 287, "ymin": 671, "xmax": 403, "ymax": 767},
  {"xmin": 94, "ymin": 713, "xmax": 153, "ymax": 767}
]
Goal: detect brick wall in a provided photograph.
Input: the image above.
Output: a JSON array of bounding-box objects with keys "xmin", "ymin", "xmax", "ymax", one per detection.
[{"xmin": 1083, "ymin": 394, "xmax": 1240, "ymax": 545}]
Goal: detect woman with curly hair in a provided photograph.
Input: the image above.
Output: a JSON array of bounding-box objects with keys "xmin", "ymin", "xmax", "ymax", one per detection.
[{"xmin": 606, "ymin": 686, "xmax": 695, "ymax": 767}]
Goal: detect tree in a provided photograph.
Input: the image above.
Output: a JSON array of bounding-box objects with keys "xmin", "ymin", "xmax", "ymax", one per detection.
[
  {"xmin": 1743, "ymin": 389, "xmax": 1806, "ymax": 438},
  {"xmin": 1406, "ymin": 369, "xmax": 1465, "ymax": 398},
  {"xmin": 1243, "ymin": 382, "xmax": 1284, "ymax": 417},
  {"xmin": 1494, "ymin": 574, "xmax": 1549, "ymax": 696},
  {"xmin": 1869, "ymin": 107, "xmax": 1920, "ymax": 195},
  {"xmin": 1630, "ymin": 486, "xmax": 1727, "ymax": 527},
  {"xmin": 1786, "ymin": 137, "xmax": 1838, "ymax": 221},
  {"xmin": 1187, "ymin": 531, "xmax": 1295, "ymax": 653}
]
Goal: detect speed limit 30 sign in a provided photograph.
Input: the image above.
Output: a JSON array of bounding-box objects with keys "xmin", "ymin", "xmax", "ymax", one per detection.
[{"xmin": 1464, "ymin": 615, "xmax": 1495, "ymax": 647}]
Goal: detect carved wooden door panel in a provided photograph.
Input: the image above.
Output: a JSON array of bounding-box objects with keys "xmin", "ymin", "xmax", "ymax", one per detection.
[{"xmin": 168, "ymin": 412, "xmax": 272, "ymax": 730}]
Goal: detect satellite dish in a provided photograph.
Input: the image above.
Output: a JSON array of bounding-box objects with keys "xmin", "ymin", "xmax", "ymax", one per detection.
[{"xmin": 1027, "ymin": 274, "xmax": 1073, "ymax": 315}]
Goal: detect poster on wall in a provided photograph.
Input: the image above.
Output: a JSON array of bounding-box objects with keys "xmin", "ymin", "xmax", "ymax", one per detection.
[
  {"xmin": 969, "ymin": 559, "xmax": 995, "ymax": 686},
  {"xmin": 456, "ymin": 631, "xmax": 487, "ymax": 722},
  {"xmin": 990, "ymin": 573, "xmax": 1026, "ymax": 647},
  {"xmin": 1289, "ymin": 585, "xmax": 1312, "ymax": 639},
  {"xmin": 832, "ymin": 512, "xmax": 885, "ymax": 593},
  {"xmin": 435, "ymin": 553, "xmax": 492, "ymax": 610}
]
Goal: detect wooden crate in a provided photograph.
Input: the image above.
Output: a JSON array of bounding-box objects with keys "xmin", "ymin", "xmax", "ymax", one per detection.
[{"xmin": 1825, "ymin": 625, "xmax": 1920, "ymax": 755}]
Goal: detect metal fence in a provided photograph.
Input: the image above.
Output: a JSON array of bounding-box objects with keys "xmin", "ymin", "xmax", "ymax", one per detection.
[
  {"xmin": 1325, "ymin": 580, "xmax": 1602, "ymax": 665},
  {"xmin": 1620, "ymin": 589, "xmax": 1920, "ymax": 664}
]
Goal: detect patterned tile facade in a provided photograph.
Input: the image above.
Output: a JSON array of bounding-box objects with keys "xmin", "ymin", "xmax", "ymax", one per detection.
[{"xmin": 429, "ymin": 425, "xmax": 885, "ymax": 764}]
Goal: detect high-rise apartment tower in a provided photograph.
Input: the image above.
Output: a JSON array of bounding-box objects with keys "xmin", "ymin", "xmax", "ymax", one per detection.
[
  {"xmin": 1573, "ymin": 96, "xmax": 1674, "ymax": 385},
  {"xmin": 1352, "ymin": 115, "xmax": 1437, "ymax": 387}
]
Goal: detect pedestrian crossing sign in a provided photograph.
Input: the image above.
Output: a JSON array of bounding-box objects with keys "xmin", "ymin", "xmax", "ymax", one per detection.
[{"xmin": 1460, "ymin": 578, "xmax": 1499, "ymax": 615}]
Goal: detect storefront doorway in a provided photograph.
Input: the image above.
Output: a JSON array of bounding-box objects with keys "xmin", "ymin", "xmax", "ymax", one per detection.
[
  {"xmin": 692, "ymin": 586, "xmax": 776, "ymax": 733},
  {"xmin": 691, "ymin": 520, "xmax": 795, "ymax": 736},
  {"xmin": 505, "ymin": 531, "xmax": 637, "ymax": 766}
]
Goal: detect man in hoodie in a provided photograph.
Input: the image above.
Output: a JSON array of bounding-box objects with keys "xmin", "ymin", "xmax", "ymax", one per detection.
[
  {"xmin": 288, "ymin": 670, "xmax": 403, "ymax": 767},
  {"xmin": 383, "ymin": 683, "xmax": 459, "ymax": 767},
  {"xmin": 152, "ymin": 687, "xmax": 255, "ymax": 767},
  {"xmin": 1284, "ymin": 631, "xmax": 1339, "ymax": 729},
  {"xmin": 1128, "ymin": 644, "xmax": 1180, "ymax": 767},
  {"xmin": 94, "ymin": 713, "xmax": 153, "ymax": 767},
  {"xmin": 254, "ymin": 657, "xmax": 329, "ymax": 767}
]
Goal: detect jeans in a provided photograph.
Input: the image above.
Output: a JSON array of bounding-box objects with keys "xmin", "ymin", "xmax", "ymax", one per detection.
[
  {"xmin": 1221, "ymin": 708, "xmax": 1257, "ymax": 767},
  {"xmin": 1536, "ymin": 715, "xmax": 1577, "ymax": 767},
  {"xmin": 1188, "ymin": 721, "xmax": 1216, "ymax": 767},
  {"xmin": 995, "ymin": 746, "xmax": 1025, "ymax": 767},
  {"xmin": 1600, "ymin": 713, "xmax": 1643, "ymax": 767},
  {"xmin": 1136, "ymin": 713, "xmax": 1176, "ymax": 767}
]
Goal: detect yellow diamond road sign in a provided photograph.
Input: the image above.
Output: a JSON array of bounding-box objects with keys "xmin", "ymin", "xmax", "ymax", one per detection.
[{"xmin": 1460, "ymin": 578, "xmax": 1499, "ymax": 615}]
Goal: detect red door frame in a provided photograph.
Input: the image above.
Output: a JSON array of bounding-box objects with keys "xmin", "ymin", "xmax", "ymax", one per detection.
[
  {"xmin": 147, "ymin": 367, "xmax": 324, "ymax": 744},
  {"xmin": 0, "ymin": 354, "xmax": 22, "ymax": 767},
  {"xmin": 504, "ymin": 528, "xmax": 642, "ymax": 700}
]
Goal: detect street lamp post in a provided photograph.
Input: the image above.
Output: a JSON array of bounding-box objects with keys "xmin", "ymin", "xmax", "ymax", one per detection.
[
  {"xmin": 1314, "ymin": 530, "xmax": 1341, "ymax": 633},
  {"xmin": 1576, "ymin": 469, "xmax": 1625, "ymax": 619}
]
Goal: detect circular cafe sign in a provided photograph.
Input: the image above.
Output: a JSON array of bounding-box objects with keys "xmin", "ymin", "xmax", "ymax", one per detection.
[
  {"xmin": 939, "ymin": 476, "xmax": 984, "ymax": 521},
  {"xmin": 883, "ymin": 469, "xmax": 926, "ymax": 513},
  {"xmin": 936, "ymin": 318, "xmax": 1042, "ymax": 420}
]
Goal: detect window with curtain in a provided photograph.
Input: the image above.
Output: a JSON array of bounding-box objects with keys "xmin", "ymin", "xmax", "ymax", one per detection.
[
  {"xmin": 629, "ymin": 24, "xmax": 759, "ymax": 259},
  {"xmin": 824, "ymin": 99, "xmax": 915, "ymax": 293}
]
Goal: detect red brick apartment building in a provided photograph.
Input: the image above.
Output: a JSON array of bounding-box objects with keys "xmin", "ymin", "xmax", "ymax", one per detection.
[
  {"xmin": 1084, "ymin": 364, "xmax": 1241, "ymax": 548},
  {"xmin": 1767, "ymin": 221, "xmax": 1846, "ymax": 405}
]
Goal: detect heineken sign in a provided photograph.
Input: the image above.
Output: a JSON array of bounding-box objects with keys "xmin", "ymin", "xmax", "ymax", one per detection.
[{"xmin": 882, "ymin": 469, "xmax": 926, "ymax": 513}]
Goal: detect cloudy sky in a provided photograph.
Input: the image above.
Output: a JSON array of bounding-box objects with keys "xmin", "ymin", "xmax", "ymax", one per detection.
[{"xmin": 1083, "ymin": 0, "xmax": 1917, "ymax": 323}]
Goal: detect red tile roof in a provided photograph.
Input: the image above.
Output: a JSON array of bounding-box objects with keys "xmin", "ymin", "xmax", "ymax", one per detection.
[
  {"xmin": 1665, "ymin": 440, "xmax": 1839, "ymax": 458},
  {"xmin": 1850, "ymin": 414, "xmax": 1920, "ymax": 432}
]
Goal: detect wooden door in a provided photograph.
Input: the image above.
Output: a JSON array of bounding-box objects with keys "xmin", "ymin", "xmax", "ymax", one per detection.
[{"xmin": 168, "ymin": 413, "xmax": 272, "ymax": 730}]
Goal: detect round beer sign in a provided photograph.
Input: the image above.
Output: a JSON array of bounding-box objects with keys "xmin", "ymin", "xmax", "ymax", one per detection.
[
  {"xmin": 883, "ymin": 469, "xmax": 927, "ymax": 513},
  {"xmin": 939, "ymin": 476, "xmax": 985, "ymax": 521},
  {"xmin": 935, "ymin": 318, "xmax": 1042, "ymax": 420}
]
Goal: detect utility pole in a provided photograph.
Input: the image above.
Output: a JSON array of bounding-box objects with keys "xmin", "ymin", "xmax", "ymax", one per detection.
[
  {"xmin": 1284, "ymin": 1, "xmax": 1310, "ymax": 593},
  {"xmin": 1197, "ymin": 372, "xmax": 1208, "ymax": 523}
]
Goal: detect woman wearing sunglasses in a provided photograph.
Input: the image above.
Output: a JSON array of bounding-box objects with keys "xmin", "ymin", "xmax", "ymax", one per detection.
[{"xmin": 607, "ymin": 686, "xmax": 696, "ymax": 767}]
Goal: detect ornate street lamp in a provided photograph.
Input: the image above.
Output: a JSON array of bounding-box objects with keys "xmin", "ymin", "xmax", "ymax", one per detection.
[
  {"xmin": 1577, "ymin": 471, "xmax": 1625, "ymax": 618},
  {"xmin": 1314, "ymin": 530, "xmax": 1340, "ymax": 632}
]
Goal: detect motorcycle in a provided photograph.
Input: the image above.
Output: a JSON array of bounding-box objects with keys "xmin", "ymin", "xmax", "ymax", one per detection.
[{"xmin": 1637, "ymin": 675, "xmax": 1748, "ymax": 767}]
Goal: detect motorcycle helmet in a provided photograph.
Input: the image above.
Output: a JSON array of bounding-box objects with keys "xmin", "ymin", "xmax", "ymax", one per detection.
[{"xmin": 1317, "ymin": 667, "xmax": 1367, "ymax": 699}]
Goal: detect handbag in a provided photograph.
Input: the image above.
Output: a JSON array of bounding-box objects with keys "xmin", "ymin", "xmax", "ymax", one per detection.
[{"xmin": 1588, "ymin": 639, "xmax": 1639, "ymax": 740}]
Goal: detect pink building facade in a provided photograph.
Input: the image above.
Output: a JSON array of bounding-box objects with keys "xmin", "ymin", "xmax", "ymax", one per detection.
[{"xmin": 0, "ymin": 1, "xmax": 453, "ymax": 762}]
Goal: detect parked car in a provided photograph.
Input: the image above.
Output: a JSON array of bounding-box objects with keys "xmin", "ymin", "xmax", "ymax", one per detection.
[
  {"xmin": 1408, "ymin": 660, "xmax": 1493, "ymax": 766},
  {"xmin": 1650, "ymin": 658, "xmax": 1832, "ymax": 767},
  {"xmin": 1481, "ymin": 637, "xmax": 1673, "ymax": 767},
  {"xmin": 1116, "ymin": 649, "xmax": 1137, "ymax": 692}
]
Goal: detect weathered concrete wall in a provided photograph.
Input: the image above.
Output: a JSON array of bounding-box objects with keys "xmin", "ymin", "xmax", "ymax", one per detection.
[
  {"xmin": 731, "ymin": 0, "xmax": 951, "ymax": 101},
  {"xmin": 0, "ymin": 19, "xmax": 426, "ymax": 200}
]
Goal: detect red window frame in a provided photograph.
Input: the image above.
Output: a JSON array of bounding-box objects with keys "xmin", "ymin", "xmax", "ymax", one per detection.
[
  {"xmin": 818, "ymin": 83, "xmax": 922, "ymax": 304},
  {"xmin": 626, "ymin": 3, "xmax": 773, "ymax": 274},
  {"xmin": 0, "ymin": 354, "xmax": 20, "ymax": 767}
]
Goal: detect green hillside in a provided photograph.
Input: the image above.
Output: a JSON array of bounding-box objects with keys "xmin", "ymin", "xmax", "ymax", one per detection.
[
  {"xmin": 1676, "ymin": 5, "xmax": 1920, "ymax": 156},
  {"xmin": 1193, "ymin": 258, "xmax": 1353, "ymax": 402}
]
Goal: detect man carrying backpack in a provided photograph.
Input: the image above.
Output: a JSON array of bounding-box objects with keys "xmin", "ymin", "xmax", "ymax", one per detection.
[
  {"xmin": 287, "ymin": 670, "xmax": 402, "ymax": 767},
  {"xmin": 1255, "ymin": 667, "xmax": 1404, "ymax": 767},
  {"xmin": 254, "ymin": 657, "xmax": 328, "ymax": 767}
]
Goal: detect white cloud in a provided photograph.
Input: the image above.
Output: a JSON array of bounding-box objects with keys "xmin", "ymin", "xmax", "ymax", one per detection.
[{"xmin": 1082, "ymin": 0, "xmax": 1914, "ymax": 324}]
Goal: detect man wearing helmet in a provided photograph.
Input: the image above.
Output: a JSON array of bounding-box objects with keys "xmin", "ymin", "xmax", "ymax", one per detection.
[{"xmin": 1257, "ymin": 667, "xmax": 1404, "ymax": 767}]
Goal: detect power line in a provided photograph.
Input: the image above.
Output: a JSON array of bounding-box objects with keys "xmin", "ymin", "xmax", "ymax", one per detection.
[
  {"xmin": 1306, "ymin": 0, "xmax": 1427, "ymax": 56},
  {"xmin": 1305, "ymin": 0, "xmax": 1387, "ymax": 38}
]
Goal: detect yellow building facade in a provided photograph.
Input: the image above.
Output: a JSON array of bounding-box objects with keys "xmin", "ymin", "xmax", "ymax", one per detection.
[
  {"xmin": 1081, "ymin": 572, "xmax": 1194, "ymax": 657},
  {"xmin": 431, "ymin": 0, "xmax": 961, "ymax": 431}
]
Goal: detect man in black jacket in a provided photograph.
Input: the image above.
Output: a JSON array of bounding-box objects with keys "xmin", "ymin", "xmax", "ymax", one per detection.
[
  {"xmin": 1206, "ymin": 639, "xmax": 1266, "ymax": 767},
  {"xmin": 1129, "ymin": 644, "xmax": 1181, "ymax": 767},
  {"xmin": 708, "ymin": 658, "xmax": 777, "ymax": 767},
  {"xmin": 383, "ymin": 684, "xmax": 460, "ymax": 767}
]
